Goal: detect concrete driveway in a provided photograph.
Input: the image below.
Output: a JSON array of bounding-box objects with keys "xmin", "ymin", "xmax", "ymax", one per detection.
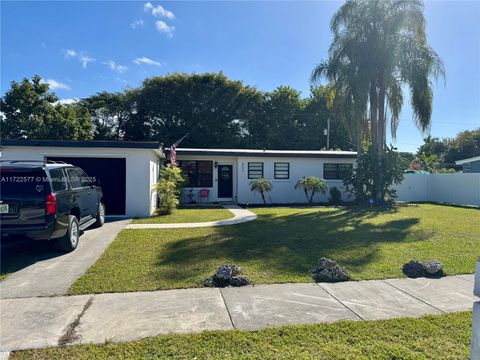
[{"xmin": 0, "ymin": 219, "xmax": 129, "ymax": 299}]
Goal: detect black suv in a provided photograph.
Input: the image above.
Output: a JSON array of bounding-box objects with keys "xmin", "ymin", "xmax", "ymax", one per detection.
[{"xmin": 0, "ymin": 161, "xmax": 105, "ymax": 252}]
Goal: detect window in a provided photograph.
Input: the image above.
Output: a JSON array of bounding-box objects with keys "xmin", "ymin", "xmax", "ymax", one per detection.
[
  {"xmin": 323, "ymin": 163, "xmax": 353, "ymax": 180},
  {"xmin": 66, "ymin": 168, "xmax": 81, "ymax": 188},
  {"xmin": 274, "ymin": 162, "xmax": 290, "ymax": 179},
  {"xmin": 49, "ymin": 168, "xmax": 68, "ymax": 192},
  {"xmin": 248, "ymin": 162, "xmax": 264, "ymax": 179},
  {"xmin": 179, "ymin": 160, "xmax": 213, "ymax": 187},
  {"xmin": 75, "ymin": 168, "xmax": 92, "ymax": 187}
]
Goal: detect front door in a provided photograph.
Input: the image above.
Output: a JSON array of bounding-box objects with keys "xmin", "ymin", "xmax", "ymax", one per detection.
[{"xmin": 218, "ymin": 165, "xmax": 233, "ymax": 198}]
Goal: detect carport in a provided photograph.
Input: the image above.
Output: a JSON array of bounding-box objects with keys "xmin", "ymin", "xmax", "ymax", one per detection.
[{"xmin": 0, "ymin": 140, "xmax": 164, "ymax": 217}]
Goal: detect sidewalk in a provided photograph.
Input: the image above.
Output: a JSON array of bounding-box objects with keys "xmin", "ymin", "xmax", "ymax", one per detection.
[
  {"xmin": 125, "ymin": 205, "xmax": 257, "ymax": 229},
  {"xmin": 1, "ymin": 275, "xmax": 477, "ymax": 351}
]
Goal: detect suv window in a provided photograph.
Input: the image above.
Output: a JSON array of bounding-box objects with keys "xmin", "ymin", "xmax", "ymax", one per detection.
[
  {"xmin": 0, "ymin": 169, "xmax": 48, "ymax": 195},
  {"xmin": 66, "ymin": 168, "xmax": 82, "ymax": 188},
  {"xmin": 76, "ymin": 168, "xmax": 92, "ymax": 187},
  {"xmin": 49, "ymin": 168, "xmax": 68, "ymax": 192}
]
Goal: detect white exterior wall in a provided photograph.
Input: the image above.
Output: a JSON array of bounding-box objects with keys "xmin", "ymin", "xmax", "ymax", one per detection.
[
  {"xmin": 395, "ymin": 173, "xmax": 480, "ymax": 207},
  {"xmin": 176, "ymin": 155, "xmax": 238, "ymax": 202},
  {"xmin": 1, "ymin": 146, "xmax": 162, "ymax": 217},
  {"xmin": 236, "ymin": 156, "xmax": 355, "ymax": 204}
]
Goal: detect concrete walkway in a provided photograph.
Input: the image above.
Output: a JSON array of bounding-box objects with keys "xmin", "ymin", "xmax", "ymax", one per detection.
[
  {"xmin": 126, "ymin": 204, "xmax": 257, "ymax": 229},
  {"xmin": 0, "ymin": 219, "xmax": 129, "ymax": 299},
  {"xmin": 1, "ymin": 275, "xmax": 477, "ymax": 351}
]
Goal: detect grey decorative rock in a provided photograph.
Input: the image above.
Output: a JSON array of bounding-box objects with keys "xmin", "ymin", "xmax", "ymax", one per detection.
[
  {"xmin": 402, "ymin": 260, "xmax": 425, "ymax": 278},
  {"xmin": 402, "ymin": 259, "xmax": 445, "ymax": 278},
  {"xmin": 311, "ymin": 257, "xmax": 350, "ymax": 283},
  {"xmin": 203, "ymin": 264, "xmax": 251, "ymax": 288},
  {"xmin": 423, "ymin": 260, "xmax": 445, "ymax": 278}
]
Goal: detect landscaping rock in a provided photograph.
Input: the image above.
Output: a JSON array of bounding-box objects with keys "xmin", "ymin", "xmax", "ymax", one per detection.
[
  {"xmin": 402, "ymin": 260, "xmax": 426, "ymax": 278},
  {"xmin": 203, "ymin": 264, "xmax": 251, "ymax": 288},
  {"xmin": 423, "ymin": 260, "xmax": 445, "ymax": 278},
  {"xmin": 311, "ymin": 257, "xmax": 350, "ymax": 283},
  {"xmin": 402, "ymin": 260, "xmax": 445, "ymax": 278}
]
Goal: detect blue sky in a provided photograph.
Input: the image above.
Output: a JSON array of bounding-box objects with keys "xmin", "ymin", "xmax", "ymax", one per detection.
[{"xmin": 1, "ymin": 1, "xmax": 479, "ymax": 152}]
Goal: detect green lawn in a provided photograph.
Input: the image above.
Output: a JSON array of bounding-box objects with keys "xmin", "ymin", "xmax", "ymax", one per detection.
[
  {"xmin": 132, "ymin": 205, "xmax": 233, "ymax": 224},
  {"xmin": 69, "ymin": 204, "xmax": 479, "ymax": 294},
  {"xmin": 11, "ymin": 312, "xmax": 472, "ymax": 359}
]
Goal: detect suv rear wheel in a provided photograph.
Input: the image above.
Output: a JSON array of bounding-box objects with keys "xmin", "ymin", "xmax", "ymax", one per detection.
[
  {"xmin": 93, "ymin": 201, "xmax": 105, "ymax": 228},
  {"xmin": 57, "ymin": 215, "xmax": 80, "ymax": 252}
]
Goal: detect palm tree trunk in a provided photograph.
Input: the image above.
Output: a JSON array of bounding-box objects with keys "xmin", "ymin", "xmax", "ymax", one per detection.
[
  {"xmin": 369, "ymin": 83, "xmax": 380, "ymax": 202},
  {"xmin": 355, "ymin": 114, "xmax": 363, "ymax": 155},
  {"xmin": 309, "ymin": 190, "xmax": 316, "ymax": 204},
  {"xmin": 304, "ymin": 189, "xmax": 310, "ymax": 203},
  {"xmin": 377, "ymin": 85, "xmax": 386, "ymax": 202},
  {"xmin": 261, "ymin": 191, "xmax": 266, "ymax": 205},
  {"xmin": 369, "ymin": 84, "xmax": 378, "ymax": 148}
]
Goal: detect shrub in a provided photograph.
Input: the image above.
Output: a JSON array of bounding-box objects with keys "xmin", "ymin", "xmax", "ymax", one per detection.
[
  {"xmin": 249, "ymin": 178, "xmax": 272, "ymax": 204},
  {"xmin": 343, "ymin": 145, "xmax": 406, "ymax": 205},
  {"xmin": 155, "ymin": 165, "xmax": 186, "ymax": 215},
  {"xmin": 329, "ymin": 186, "xmax": 342, "ymax": 205},
  {"xmin": 295, "ymin": 176, "xmax": 328, "ymax": 204}
]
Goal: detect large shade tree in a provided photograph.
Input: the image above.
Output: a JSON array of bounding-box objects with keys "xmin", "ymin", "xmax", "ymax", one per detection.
[{"xmin": 312, "ymin": 0, "xmax": 444, "ymax": 202}]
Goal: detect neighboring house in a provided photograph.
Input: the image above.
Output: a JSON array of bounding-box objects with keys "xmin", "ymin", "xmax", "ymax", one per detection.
[
  {"xmin": 0, "ymin": 140, "xmax": 164, "ymax": 217},
  {"xmin": 174, "ymin": 148, "xmax": 357, "ymax": 204},
  {"xmin": 455, "ymin": 156, "xmax": 480, "ymax": 173}
]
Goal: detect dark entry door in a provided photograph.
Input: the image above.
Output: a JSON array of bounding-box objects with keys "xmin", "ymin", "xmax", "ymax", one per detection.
[
  {"xmin": 47, "ymin": 157, "xmax": 126, "ymax": 215},
  {"xmin": 217, "ymin": 165, "xmax": 233, "ymax": 198}
]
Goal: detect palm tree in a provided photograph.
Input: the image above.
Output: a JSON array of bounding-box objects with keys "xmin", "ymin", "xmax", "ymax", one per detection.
[
  {"xmin": 312, "ymin": 0, "xmax": 445, "ymax": 202},
  {"xmin": 249, "ymin": 178, "xmax": 272, "ymax": 205},
  {"xmin": 417, "ymin": 152, "xmax": 438, "ymax": 173},
  {"xmin": 295, "ymin": 176, "xmax": 328, "ymax": 204}
]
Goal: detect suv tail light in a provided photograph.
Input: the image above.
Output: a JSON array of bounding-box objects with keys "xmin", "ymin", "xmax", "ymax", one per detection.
[{"xmin": 46, "ymin": 193, "xmax": 57, "ymax": 215}]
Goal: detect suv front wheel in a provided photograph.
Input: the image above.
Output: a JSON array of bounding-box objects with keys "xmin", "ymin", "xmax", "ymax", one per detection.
[{"xmin": 57, "ymin": 215, "xmax": 80, "ymax": 252}]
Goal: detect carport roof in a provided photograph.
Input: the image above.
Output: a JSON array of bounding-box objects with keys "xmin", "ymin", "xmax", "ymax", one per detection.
[{"xmin": 1, "ymin": 139, "xmax": 162, "ymax": 150}]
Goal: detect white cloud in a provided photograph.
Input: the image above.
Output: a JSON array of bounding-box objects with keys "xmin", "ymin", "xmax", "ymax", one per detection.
[
  {"xmin": 58, "ymin": 98, "xmax": 79, "ymax": 105},
  {"xmin": 155, "ymin": 21, "xmax": 175, "ymax": 37},
  {"xmin": 134, "ymin": 56, "xmax": 161, "ymax": 66},
  {"xmin": 63, "ymin": 49, "xmax": 95, "ymax": 68},
  {"xmin": 130, "ymin": 19, "xmax": 144, "ymax": 29},
  {"xmin": 79, "ymin": 55, "xmax": 95, "ymax": 69},
  {"xmin": 143, "ymin": 2, "xmax": 175, "ymax": 20},
  {"xmin": 144, "ymin": 2, "xmax": 175, "ymax": 19},
  {"xmin": 102, "ymin": 60, "xmax": 128, "ymax": 73},
  {"xmin": 42, "ymin": 79, "xmax": 71, "ymax": 91},
  {"xmin": 63, "ymin": 49, "xmax": 77, "ymax": 58}
]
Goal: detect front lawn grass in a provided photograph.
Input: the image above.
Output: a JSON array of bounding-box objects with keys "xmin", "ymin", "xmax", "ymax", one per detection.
[
  {"xmin": 11, "ymin": 312, "xmax": 472, "ymax": 359},
  {"xmin": 132, "ymin": 205, "xmax": 233, "ymax": 224},
  {"xmin": 69, "ymin": 204, "xmax": 479, "ymax": 294}
]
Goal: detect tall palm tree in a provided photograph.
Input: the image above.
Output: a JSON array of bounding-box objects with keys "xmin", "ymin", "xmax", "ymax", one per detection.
[
  {"xmin": 249, "ymin": 178, "xmax": 272, "ymax": 205},
  {"xmin": 312, "ymin": 0, "xmax": 445, "ymax": 201}
]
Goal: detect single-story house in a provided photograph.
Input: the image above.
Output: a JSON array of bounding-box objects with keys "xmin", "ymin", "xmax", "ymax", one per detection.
[
  {"xmin": 455, "ymin": 156, "xmax": 480, "ymax": 173},
  {"xmin": 174, "ymin": 148, "xmax": 357, "ymax": 204},
  {"xmin": 0, "ymin": 140, "xmax": 164, "ymax": 217}
]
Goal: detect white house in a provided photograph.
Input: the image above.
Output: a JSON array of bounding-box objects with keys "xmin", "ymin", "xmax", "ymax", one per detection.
[
  {"xmin": 174, "ymin": 148, "xmax": 357, "ymax": 204},
  {"xmin": 0, "ymin": 140, "xmax": 164, "ymax": 218}
]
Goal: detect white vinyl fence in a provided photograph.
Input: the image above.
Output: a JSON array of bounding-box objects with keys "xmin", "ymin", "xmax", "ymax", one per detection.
[{"xmin": 394, "ymin": 173, "xmax": 480, "ymax": 207}]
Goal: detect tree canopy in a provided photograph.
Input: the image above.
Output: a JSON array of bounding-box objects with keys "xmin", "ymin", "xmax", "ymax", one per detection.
[
  {"xmin": 1, "ymin": 73, "xmax": 353, "ymax": 150},
  {"xmin": 1, "ymin": 75, "xmax": 92, "ymax": 140}
]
